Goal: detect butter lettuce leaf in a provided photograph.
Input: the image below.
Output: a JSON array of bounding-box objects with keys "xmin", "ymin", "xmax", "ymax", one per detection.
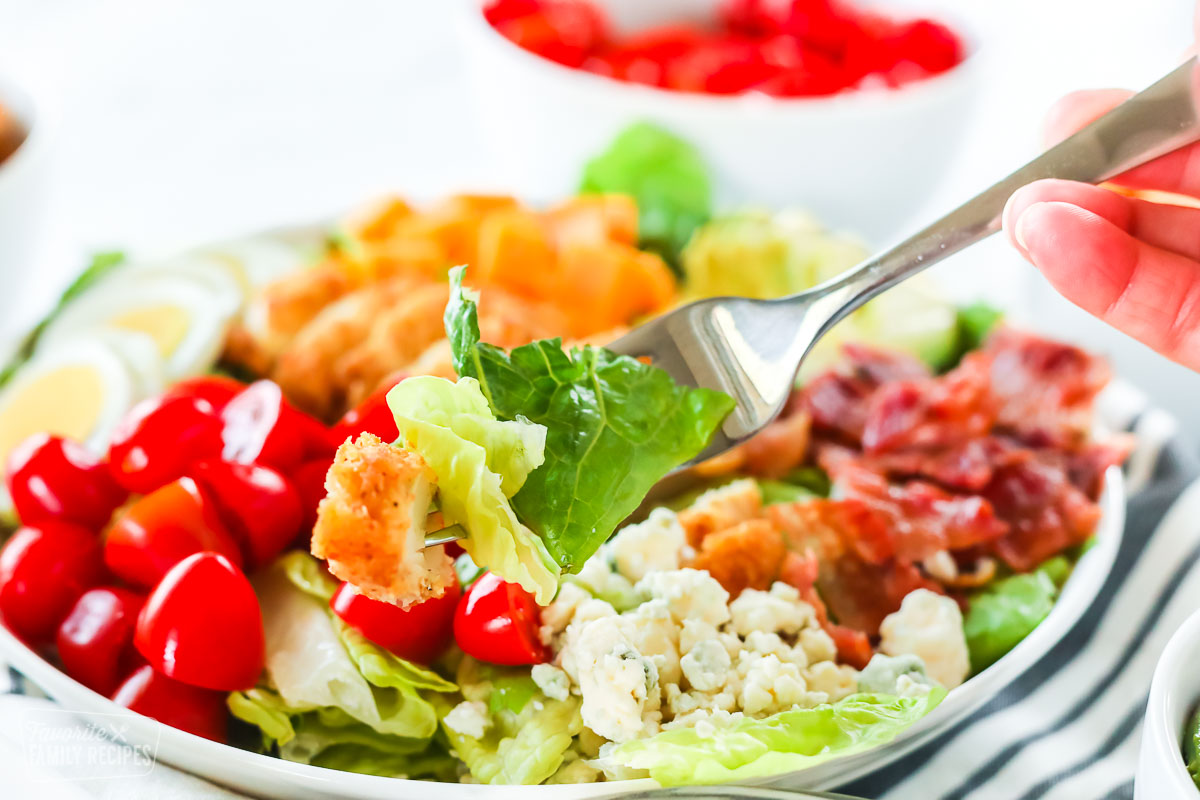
[
  {"xmin": 387, "ymin": 375, "xmax": 558, "ymax": 604},
  {"xmin": 603, "ymin": 691, "xmax": 945, "ymax": 786},
  {"xmin": 229, "ymin": 552, "xmax": 457, "ymax": 771},
  {"xmin": 963, "ymin": 556, "xmax": 1071, "ymax": 672},
  {"xmin": 445, "ymin": 267, "xmax": 734, "ymax": 572}
]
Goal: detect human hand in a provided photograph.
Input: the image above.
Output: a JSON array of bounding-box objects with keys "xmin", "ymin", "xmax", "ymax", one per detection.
[{"xmin": 1002, "ymin": 14, "xmax": 1200, "ymax": 370}]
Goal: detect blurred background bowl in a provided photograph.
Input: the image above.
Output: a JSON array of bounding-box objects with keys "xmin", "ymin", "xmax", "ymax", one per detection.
[
  {"xmin": 457, "ymin": 0, "xmax": 980, "ymax": 241},
  {"xmin": 0, "ymin": 69, "xmax": 52, "ymax": 290},
  {"xmin": 1136, "ymin": 606, "xmax": 1200, "ymax": 799}
]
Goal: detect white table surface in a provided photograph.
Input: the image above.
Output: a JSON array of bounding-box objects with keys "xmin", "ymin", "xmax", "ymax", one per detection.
[{"xmin": 0, "ymin": 0, "xmax": 1196, "ymax": 438}]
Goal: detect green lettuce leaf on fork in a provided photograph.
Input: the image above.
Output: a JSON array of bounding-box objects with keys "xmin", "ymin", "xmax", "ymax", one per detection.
[
  {"xmin": 386, "ymin": 375, "xmax": 559, "ymax": 604},
  {"xmin": 228, "ymin": 552, "xmax": 458, "ymax": 777},
  {"xmin": 601, "ymin": 691, "xmax": 946, "ymax": 786},
  {"xmin": 444, "ymin": 265, "xmax": 735, "ymax": 573}
]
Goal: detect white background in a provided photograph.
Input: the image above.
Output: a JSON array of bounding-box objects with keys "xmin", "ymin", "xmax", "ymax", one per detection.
[{"xmin": 0, "ymin": 0, "xmax": 1196, "ymax": 435}]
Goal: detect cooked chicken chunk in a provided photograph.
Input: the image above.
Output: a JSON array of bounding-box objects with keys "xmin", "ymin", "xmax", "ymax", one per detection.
[
  {"xmin": 312, "ymin": 433, "xmax": 455, "ymax": 608},
  {"xmin": 676, "ymin": 478, "xmax": 764, "ymax": 548}
]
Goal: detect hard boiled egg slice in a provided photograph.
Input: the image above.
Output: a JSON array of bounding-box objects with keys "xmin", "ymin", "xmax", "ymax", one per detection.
[
  {"xmin": 117, "ymin": 254, "xmax": 246, "ymax": 313},
  {"xmin": 0, "ymin": 334, "xmax": 158, "ymax": 463},
  {"xmin": 39, "ymin": 273, "xmax": 238, "ymax": 381},
  {"xmin": 204, "ymin": 236, "xmax": 312, "ymax": 293}
]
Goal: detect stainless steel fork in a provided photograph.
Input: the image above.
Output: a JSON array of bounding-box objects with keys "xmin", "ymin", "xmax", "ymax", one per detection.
[{"xmin": 608, "ymin": 57, "xmax": 1200, "ymax": 466}]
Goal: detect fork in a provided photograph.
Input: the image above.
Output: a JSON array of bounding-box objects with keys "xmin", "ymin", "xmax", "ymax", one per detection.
[{"xmin": 609, "ymin": 56, "xmax": 1200, "ymax": 467}]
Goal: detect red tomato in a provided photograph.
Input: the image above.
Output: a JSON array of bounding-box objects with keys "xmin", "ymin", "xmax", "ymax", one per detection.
[
  {"xmin": 331, "ymin": 580, "xmax": 460, "ymax": 665},
  {"xmin": 664, "ymin": 37, "xmax": 767, "ymax": 94},
  {"xmin": 135, "ymin": 552, "xmax": 264, "ymax": 692},
  {"xmin": 189, "ymin": 459, "xmax": 303, "ymax": 569},
  {"xmin": 892, "ymin": 19, "xmax": 962, "ymax": 74},
  {"xmin": 110, "ymin": 664, "xmax": 228, "ymax": 742},
  {"xmin": 483, "ymin": 0, "xmax": 543, "ymax": 26},
  {"xmin": 720, "ymin": 0, "xmax": 788, "ymax": 36},
  {"xmin": 291, "ymin": 456, "xmax": 333, "ymax": 539},
  {"xmin": 492, "ymin": 1, "xmax": 609, "ymax": 68},
  {"xmin": 0, "ymin": 522, "xmax": 104, "ymax": 643},
  {"xmin": 331, "ymin": 378, "xmax": 403, "ymax": 447},
  {"xmin": 453, "ymin": 572, "xmax": 548, "ymax": 666},
  {"xmin": 56, "ymin": 587, "xmax": 145, "ymax": 695},
  {"xmin": 6, "ymin": 433, "xmax": 127, "ymax": 530},
  {"xmin": 221, "ymin": 380, "xmax": 326, "ymax": 472},
  {"xmin": 104, "ymin": 478, "xmax": 242, "ymax": 589},
  {"xmin": 163, "ymin": 375, "xmax": 246, "ymax": 414},
  {"xmin": 108, "ymin": 395, "xmax": 224, "ymax": 494}
]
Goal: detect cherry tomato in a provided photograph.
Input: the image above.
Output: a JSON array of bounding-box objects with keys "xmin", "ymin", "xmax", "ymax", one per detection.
[
  {"xmin": 221, "ymin": 380, "xmax": 327, "ymax": 472},
  {"xmin": 331, "ymin": 580, "xmax": 460, "ymax": 665},
  {"xmin": 189, "ymin": 459, "xmax": 303, "ymax": 569},
  {"xmin": 720, "ymin": 0, "xmax": 787, "ymax": 37},
  {"xmin": 453, "ymin": 572, "xmax": 548, "ymax": 666},
  {"xmin": 0, "ymin": 522, "xmax": 104, "ymax": 643},
  {"xmin": 491, "ymin": 1, "xmax": 608, "ymax": 68},
  {"xmin": 331, "ymin": 378, "xmax": 403, "ymax": 446},
  {"xmin": 291, "ymin": 456, "xmax": 333, "ymax": 539},
  {"xmin": 163, "ymin": 374, "xmax": 246, "ymax": 414},
  {"xmin": 56, "ymin": 587, "xmax": 145, "ymax": 695},
  {"xmin": 6, "ymin": 433, "xmax": 127, "ymax": 530},
  {"xmin": 105, "ymin": 478, "xmax": 242, "ymax": 589},
  {"xmin": 483, "ymin": 0, "xmax": 543, "ymax": 26},
  {"xmin": 110, "ymin": 664, "xmax": 228, "ymax": 742},
  {"xmin": 108, "ymin": 395, "xmax": 224, "ymax": 494},
  {"xmin": 135, "ymin": 552, "xmax": 264, "ymax": 692},
  {"xmin": 892, "ymin": 19, "xmax": 962, "ymax": 74}
]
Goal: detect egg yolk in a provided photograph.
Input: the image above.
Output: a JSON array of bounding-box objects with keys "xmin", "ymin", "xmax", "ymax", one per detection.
[
  {"xmin": 110, "ymin": 304, "xmax": 190, "ymax": 358},
  {"xmin": 0, "ymin": 365, "xmax": 104, "ymax": 461}
]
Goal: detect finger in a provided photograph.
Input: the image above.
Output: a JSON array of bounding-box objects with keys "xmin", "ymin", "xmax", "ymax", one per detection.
[
  {"xmin": 1042, "ymin": 89, "xmax": 1133, "ymax": 147},
  {"xmin": 1014, "ymin": 200, "xmax": 1200, "ymax": 369},
  {"xmin": 1003, "ymin": 178, "xmax": 1200, "ymax": 261}
]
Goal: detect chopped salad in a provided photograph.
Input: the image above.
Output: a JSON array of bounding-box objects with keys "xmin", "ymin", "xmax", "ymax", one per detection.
[{"xmin": 0, "ymin": 124, "xmax": 1128, "ymax": 786}]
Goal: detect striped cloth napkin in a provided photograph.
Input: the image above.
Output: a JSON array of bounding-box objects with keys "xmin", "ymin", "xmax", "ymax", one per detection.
[{"xmin": 1, "ymin": 385, "xmax": 1195, "ymax": 800}]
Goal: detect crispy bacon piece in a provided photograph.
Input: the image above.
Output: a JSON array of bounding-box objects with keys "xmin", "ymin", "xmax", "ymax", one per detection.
[
  {"xmin": 802, "ymin": 344, "xmax": 930, "ymax": 444},
  {"xmin": 778, "ymin": 549, "xmax": 873, "ymax": 669},
  {"xmin": 860, "ymin": 356, "xmax": 995, "ymax": 454}
]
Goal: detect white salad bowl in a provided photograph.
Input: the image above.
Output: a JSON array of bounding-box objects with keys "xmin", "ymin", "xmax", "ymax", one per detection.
[
  {"xmin": 455, "ymin": 0, "xmax": 981, "ymax": 241},
  {"xmin": 0, "ymin": 463, "xmax": 1125, "ymax": 799},
  {"xmin": 1136, "ymin": 606, "xmax": 1200, "ymax": 799}
]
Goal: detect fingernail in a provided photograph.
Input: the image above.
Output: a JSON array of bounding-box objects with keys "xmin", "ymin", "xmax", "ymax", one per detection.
[{"xmin": 1014, "ymin": 202, "xmax": 1046, "ymax": 261}]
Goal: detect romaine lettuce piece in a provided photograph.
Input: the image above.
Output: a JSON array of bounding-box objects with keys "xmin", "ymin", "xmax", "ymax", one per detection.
[
  {"xmin": 229, "ymin": 552, "xmax": 457, "ymax": 770},
  {"xmin": 602, "ymin": 691, "xmax": 945, "ymax": 786},
  {"xmin": 579, "ymin": 122, "xmax": 711, "ymax": 267},
  {"xmin": 387, "ymin": 375, "xmax": 558, "ymax": 604},
  {"xmin": 445, "ymin": 267, "xmax": 735, "ymax": 573},
  {"xmin": 963, "ymin": 556, "xmax": 1071, "ymax": 672}
]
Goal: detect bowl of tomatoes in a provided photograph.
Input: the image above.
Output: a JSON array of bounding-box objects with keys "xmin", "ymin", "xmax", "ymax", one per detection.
[{"xmin": 457, "ymin": 0, "xmax": 979, "ymax": 240}]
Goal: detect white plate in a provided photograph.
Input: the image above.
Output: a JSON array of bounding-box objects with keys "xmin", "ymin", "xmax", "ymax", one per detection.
[{"xmin": 0, "ymin": 464, "xmax": 1125, "ymax": 799}]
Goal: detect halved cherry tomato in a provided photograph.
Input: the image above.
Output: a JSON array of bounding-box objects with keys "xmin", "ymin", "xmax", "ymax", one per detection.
[
  {"xmin": 111, "ymin": 664, "xmax": 228, "ymax": 742},
  {"xmin": 331, "ymin": 580, "xmax": 460, "ymax": 665},
  {"xmin": 331, "ymin": 378, "xmax": 403, "ymax": 446},
  {"xmin": 163, "ymin": 374, "xmax": 246, "ymax": 414},
  {"xmin": 453, "ymin": 571, "xmax": 548, "ymax": 666},
  {"xmin": 135, "ymin": 552, "xmax": 264, "ymax": 692},
  {"xmin": 221, "ymin": 380, "xmax": 328, "ymax": 472},
  {"xmin": 0, "ymin": 522, "xmax": 104, "ymax": 643},
  {"xmin": 291, "ymin": 456, "xmax": 334, "ymax": 539},
  {"xmin": 104, "ymin": 478, "xmax": 242, "ymax": 589},
  {"xmin": 189, "ymin": 459, "xmax": 303, "ymax": 569},
  {"xmin": 56, "ymin": 587, "xmax": 145, "ymax": 695},
  {"xmin": 6, "ymin": 433, "xmax": 127, "ymax": 530},
  {"xmin": 107, "ymin": 395, "xmax": 224, "ymax": 494}
]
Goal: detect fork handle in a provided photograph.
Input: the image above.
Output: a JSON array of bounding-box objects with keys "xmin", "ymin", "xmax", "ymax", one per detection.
[{"xmin": 802, "ymin": 56, "xmax": 1200, "ymax": 336}]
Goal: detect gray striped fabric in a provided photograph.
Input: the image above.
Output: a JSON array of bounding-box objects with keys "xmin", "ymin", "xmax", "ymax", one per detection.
[{"xmin": 2, "ymin": 398, "xmax": 1194, "ymax": 799}]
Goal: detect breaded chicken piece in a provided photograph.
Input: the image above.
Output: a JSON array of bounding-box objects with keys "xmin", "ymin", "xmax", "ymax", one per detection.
[
  {"xmin": 677, "ymin": 478, "xmax": 764, "ymax": 548},
  {"xmin": 689, "ymin": 518, "xmax": 787, "ymax": 597},
  {"xmin": 312, "ymin": 433, "xmax": 455, "ymax": 608}
]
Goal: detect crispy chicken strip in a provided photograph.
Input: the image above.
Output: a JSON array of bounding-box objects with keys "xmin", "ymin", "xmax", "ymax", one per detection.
[
  {"xmin": 676, "ymin": 478, "xmax": 765, "ymax": 548},
  {"xmin": 312, "ymin": 433, "xmax": 455, "ymax": 608}
]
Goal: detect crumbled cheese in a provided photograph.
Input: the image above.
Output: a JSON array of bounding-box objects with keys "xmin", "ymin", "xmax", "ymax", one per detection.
[
  {"xmin": 728, "ymin": 582, "xmax": 816, "ymax": 637},
  {"xmin": 539, "ymin": 583, "xmax": 591, "ymax": 645},
  {"xmin": 680, "ymin": 639, "xmax": 731, "ymax": 692},
  {"xmin": 609, "ymin": 508, "xmax": 690, "ymax": 582},
  {"xmin": 804, "ymin": 660, "xmax": 858, "ymax": 702},
  {"xmin": 531, "ymin": 663, "xmax": 571, "ymax": 701},
  {"xmin": 798, "ymin": 627, "xmax": 837, "ymax": 664},
  {"xmin": 559, "ymin": 616, "xmax": 661, "ymax": 743},
  {"xmin": 736, "ymin": 653, "xmax": 813, "ymax": 715},
  {"xmin": 636, "ymin": 568, "xmax": 731, "ymax": 627},
  {"xmin": 443, "ymin": 701, "xmax": 491, "ymax": 739},
  {"xmin": 879, "ymin": 589, "xmax": 970, "ymax": 689}
]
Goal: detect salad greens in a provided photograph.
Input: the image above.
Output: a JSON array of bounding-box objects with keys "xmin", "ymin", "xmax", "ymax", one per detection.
[
  {"xmin": 963, "ymin": 555, "xmax": 1072, "ymax": 672},
  {"xmin": 579, "ymin": 122, "xmax": 712, "ymax": 268},
  {"xmin": 1184, "ymin": 705, "xmax": 1200, "ymax": 788},
  {"xmin": 228, "ymin": 552, "xmax": 458, "ymax": 776},
  {"xmin": 603, "ymin": 691, "xmax": 946, "ymax": 786},
  {"xmin": 387, "ymin": 375, "xmax": 559, "ymax": 604},
  {"xmin": 445, "ymin": 266, "xmax": 735, "ymax": 573}
]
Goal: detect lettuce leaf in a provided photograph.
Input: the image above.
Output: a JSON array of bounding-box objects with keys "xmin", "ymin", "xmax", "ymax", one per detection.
[
  {"xmin": 229, "ymin": 552, "xmax": 457, "ymax": 771},
  {"xmin": 437, "ymin": 658, "xmax": 585, "ymax": 785},
  {"xmin": 963, "ymin": 555, "xmax": 1071, "ymax": 672},
  {"xmin": 602, "ymin": 691, "xmax": 945, "ymax": 786},
  {"xmin": 387, "ymin": 375, "xmax": 558, "ymax": 604},
  {"xmin": 1185, "ymin": 705, "xmax": 1200, "ymax": 788},
  {"xmin": 579, "ymin": 122, "xmax": 711, "ymax": 267},
  {"xmin": 445, "ymin": 266, "xmax": 735, "ymax": 572}
]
